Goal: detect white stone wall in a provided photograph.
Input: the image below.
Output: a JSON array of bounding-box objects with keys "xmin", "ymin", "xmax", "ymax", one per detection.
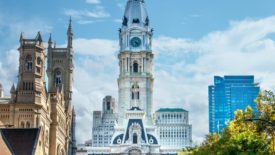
[
  {"xmin": 155, "ymin": 111, "xmax": 192, "ymax": 148},
  {"xmin": 117, "ymin": 52, "xmax": 154, "ymax": 125},
  {"xmin": 92, "ymin": 115, "xmax": 116, "ymax": 147},
  {"xmin": 92, "ymin": 96, "xmax": 117, "ymax": 147}
]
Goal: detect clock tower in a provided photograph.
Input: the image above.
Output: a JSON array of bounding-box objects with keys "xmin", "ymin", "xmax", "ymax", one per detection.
[{"xmin": 118, "ymin": 0, "xmax": 154, "ymax": 125}]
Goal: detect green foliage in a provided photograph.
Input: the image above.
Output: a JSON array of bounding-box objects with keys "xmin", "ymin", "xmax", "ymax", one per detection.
[{"xmin": 180, "ymin": 90, "xmax": 275, "ymax": 155}]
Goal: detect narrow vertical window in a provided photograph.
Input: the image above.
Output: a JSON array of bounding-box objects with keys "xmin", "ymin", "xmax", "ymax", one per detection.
[
  {"xmin": 107, "ymin": 102, "xmax": 111, "ymax": 111},
  {"xmin": 127, "ymin": 58, "xmax": 129, "ymax": 72},
  {"xmin": 133, "ymin": 133, "xmax": 138, "ymax": 144},
  {"xmin": 133, "ymin": 62, "xmax": 138, "ymax": 73},
  {"xmin": 132, "ymin": 92, "xmax": 135, "ymax": 100},
  {"xmin": 25, "ymin": 55, "xmax": 33, "ymax": 72},
  {"xmin": 55, "ymin": 70, "xmax": 62, "ymax": 87},
  {"xmin": 131, "ymin": 84, "xmax": 140, "ymax": 100}
]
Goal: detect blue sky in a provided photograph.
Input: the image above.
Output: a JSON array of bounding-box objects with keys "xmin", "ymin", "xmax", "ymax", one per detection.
[
  {"xmin": 2, "ymin": 0, "xmax": 275, "ymax": 41},
  {"xmin": 1, "ymin": 0, "xmax": 275, "ymax": 144}
]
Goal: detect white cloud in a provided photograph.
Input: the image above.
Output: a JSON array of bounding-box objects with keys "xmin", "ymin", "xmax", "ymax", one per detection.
[
  {"xmin": 0, "ymin": 49, "xmax": 19, "ymax": 95},
  {"xmin": 0, "ymin": 14, "xmax": 52, "ymax": 95},
  {"xmin": 77, "ymin": 20, "xmax": 95, "ymax": 25},
  {"xmin": 64, "ymin": 7, "xmax": 110, "ymax": 19},
  {"xmin": 1, "ymin": 12, "xmax": 275, "ymax": 146},
  {"xmin": 71, "ymin": 15, "xmax": 275, "ymax": 144},
  {"xmin": 86, "ymin": 0, "xmax": 101, "ymax": 4},
  {"xmin": 152, "ymin": 16, "xmax": 275, "ymax": 144},
  {"xmin": 73, "ymin": 38, "xmax": 118, "ymax": 56}
]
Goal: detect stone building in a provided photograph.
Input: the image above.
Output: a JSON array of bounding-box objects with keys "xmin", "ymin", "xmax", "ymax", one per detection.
[
  {"xmin": 155, "ymin": 108, "xmax": 192, "ymax": 148},
  {"xmin": 76, "ymin": 0, "xmax": 192, "ymax": 154},
  {"xmin": 0, "ymin": 19, "xmax": 76, "ymax": 155},
  {"xmin": 92, "ymin": 96, "xmax": 117, "ymax": 147}
]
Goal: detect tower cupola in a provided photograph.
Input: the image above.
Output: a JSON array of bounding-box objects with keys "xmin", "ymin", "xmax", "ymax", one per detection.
[
  {"xmin": 119, "ymin": 0, "xmax": 152, "ymax": 52},
  {"xmin": 123, "ymin": 0, "xmax": 149, "ymax": 29}
]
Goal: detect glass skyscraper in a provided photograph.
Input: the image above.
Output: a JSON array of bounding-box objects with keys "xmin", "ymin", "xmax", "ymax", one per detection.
[{"xmin": 208, "ymin": 76, "xmax": 260, "ymax": 133}]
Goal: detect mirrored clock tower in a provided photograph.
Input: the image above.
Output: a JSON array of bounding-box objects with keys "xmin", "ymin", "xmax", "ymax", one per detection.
[{"xmin": 118, "ymin": 0, "xmax": 154, "ymax": 125}]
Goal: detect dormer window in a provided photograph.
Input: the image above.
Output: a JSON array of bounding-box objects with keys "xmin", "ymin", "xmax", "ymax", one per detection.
[
  {"xmin": 123, "ymin": 16, "xmax": 128, "ymax": 26},
  {"xmin": 145, "ymin": 17, "xmax": 149, "ymax": 26},
  {"xmin": 25, "ymin": 55, "xmax": 33, "ymax": 72},
  {"xmin": 54, "ymin": 70, "xmax": 62, "ymax": 87},
  {"xmin": 133, "ymin": 18, "xmax": 140, "ymax": 24}
]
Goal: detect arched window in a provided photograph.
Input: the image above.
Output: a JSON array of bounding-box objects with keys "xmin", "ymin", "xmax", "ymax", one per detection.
[
  {"xmin": 54, "ymin": 70, "xmax": 62, "ymax": 87},
  {"xmin": 133, "ymin": 133, "xmax": 138, "ymax": 144},
  {"xmin": 25, "ymin": 55, "xmax": 33, "ymax": 72},
  {"xmin": 133, "ymin": 62, "xmax": 138, "ymax": 73},
  {"xmin": 26, "ymin": 122, "xmax": 31, "ymax": 128},
  {"xmin": 21, "ymin": 122, "xmax": 25, "ymax": 128}
]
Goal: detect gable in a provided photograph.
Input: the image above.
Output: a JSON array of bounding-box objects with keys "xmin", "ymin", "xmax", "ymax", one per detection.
[{"xmin": 0, "ymin": 128, "xmax": 40, "ymax": 155}]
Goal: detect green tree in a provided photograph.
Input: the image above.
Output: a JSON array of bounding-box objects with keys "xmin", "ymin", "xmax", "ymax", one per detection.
[
  {"xmin": 254, "ymin": 90, "xmax": 275, "ymax": 154},
  {"xmin": 180, "ymin": 90, "xmax": 274, "ymax": 155}
]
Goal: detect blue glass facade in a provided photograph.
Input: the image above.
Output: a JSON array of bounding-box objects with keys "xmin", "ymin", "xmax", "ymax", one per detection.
[{"xmin": 209, "ymin": 76, "xmax": 260, "ymax": 133}]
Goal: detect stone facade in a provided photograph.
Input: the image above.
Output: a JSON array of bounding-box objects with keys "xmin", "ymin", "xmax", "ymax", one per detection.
[
  {"xmin": 155, "ymin": 108, "xmax": 192, "ymax": 148},
  {"xmin": 76, "ymin": 0, "xmax": 192, "ymax": 154},
  {"xmin": 0, "ymin": 19, "xmax": 76, "ymax": 155}
]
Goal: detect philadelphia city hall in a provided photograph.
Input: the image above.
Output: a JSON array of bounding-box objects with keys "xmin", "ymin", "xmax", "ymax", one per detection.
[{"xmin": 77, "ymin": 0, "xmax": 192, "ymax": 154}]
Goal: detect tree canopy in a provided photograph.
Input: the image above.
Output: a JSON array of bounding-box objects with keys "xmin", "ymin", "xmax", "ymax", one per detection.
[{"xmin": 180, "ymin": 90, "xmax": 275, "ymax": 155}]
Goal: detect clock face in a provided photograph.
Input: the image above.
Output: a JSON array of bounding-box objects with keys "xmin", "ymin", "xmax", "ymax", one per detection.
[{"xmin": 130, "ymin": 37, "xmax": 141, "ymax": 48}]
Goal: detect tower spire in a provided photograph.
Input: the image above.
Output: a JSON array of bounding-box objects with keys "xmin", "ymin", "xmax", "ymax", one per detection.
[
  {"xmin": 20, "ymin": 32, "xmax": 24, "ymax": 45},
  {"xmin": 48, "ymin": 33, "xmax": 53, "ymax": 48},
  {"xmin": 67, "ymin": 16, "xmax": 72, "ymax": 35},
  {"xmin": 67, "ymin": 17, "xmax": 73, "ymax": 48},
  {"xmin": 36, "ymin": 31, "xmax": 43, "ymax": 42},
  {"xmin": 20, "ymin": 32, "xmax": 24, "ymax": 41}
]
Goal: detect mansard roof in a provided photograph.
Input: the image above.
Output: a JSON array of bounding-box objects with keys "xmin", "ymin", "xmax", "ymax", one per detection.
[
  {"xmin": 124, "ymin": 119, "xmax": 146, "ymax": 143},
  {"xmin": 156, "ymin": 108, "xmax": 188, "ymax": 112},
  {"xmin": 113, "ymin": 134, "xmax": 124, "ymax": 144},
  {"xmin": 0, "ymin": 128, "xmax": 40, "ymax": 155},
  {"xmin": 147, "ymin": 133, "xmax": 158, "ymax": 144}
]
